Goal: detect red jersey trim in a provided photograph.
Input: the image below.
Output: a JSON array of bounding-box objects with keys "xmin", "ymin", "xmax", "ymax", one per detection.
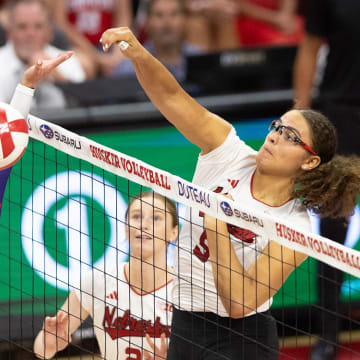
[
  {"xmin": 250, "ymin": 170, "xmax": 294, "ymax": 207},
  {"xmin": 124, "ymin": 264, "xmax": 173, "ymax": 297}
]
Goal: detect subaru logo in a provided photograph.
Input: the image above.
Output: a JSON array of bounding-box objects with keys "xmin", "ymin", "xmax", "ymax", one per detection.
[
  {"xmin": 40, "ymin": 124, "xmax": 54, "ymax": 139},
  {"xmin": 220, "ymin": 201, "xmax": 233, "ymax": 216}
]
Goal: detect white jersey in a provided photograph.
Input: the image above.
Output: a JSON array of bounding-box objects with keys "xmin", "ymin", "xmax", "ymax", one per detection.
[
  {"xmin": 75, "ymin": 263, "xmax": 173, "ymax": 360},
  {"xmin": 172, "ymin": 128, "xmax": 312, "ymax": 317}
]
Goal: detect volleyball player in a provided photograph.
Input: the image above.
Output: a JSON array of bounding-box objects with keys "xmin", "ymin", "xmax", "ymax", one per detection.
[
  {"xmin": 33, "ymin": 192, "xmax": 178, "ymax": 359},
  {"xmin": 100, "ymin": 27, "xmax": 360, "ymax": 360}
]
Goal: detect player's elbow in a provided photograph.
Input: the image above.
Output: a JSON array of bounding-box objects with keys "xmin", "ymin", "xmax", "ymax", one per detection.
[
  {"xmin": 226, "ymin": 299, "xmax": 260, "ymax": 319},
  {"xmin": 225, "ymin": 304, "xmax": 247, "ymax": 319}
]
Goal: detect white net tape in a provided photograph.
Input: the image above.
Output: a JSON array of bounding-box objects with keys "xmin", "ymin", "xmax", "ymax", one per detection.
[{"xmin": 27, "ymin": 114, "xmax": 360, "ymax": 279}]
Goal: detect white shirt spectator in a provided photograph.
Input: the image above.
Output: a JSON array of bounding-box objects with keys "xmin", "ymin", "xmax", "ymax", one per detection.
[{"xmin": 0, "ymin": 42, "xmax": 85, "ymax": 109}]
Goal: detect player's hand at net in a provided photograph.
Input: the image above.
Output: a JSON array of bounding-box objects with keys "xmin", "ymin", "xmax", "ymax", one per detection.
[
  {"xmin": 42, "ymin": 310, "xmax": 70, "ymax": 353},
  {"xmin": 100, "ymin": 27, "xmax": 145, "ymax": 60},
  {"xmin": 21, "ymin": 51, "xmax": 73, "ymax": 89},
  {"xmin": 143, "ymin": 333, "xmax": 167, "ymax": 360}
]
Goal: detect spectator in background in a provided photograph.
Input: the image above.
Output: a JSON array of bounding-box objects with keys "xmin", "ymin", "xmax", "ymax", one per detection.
[
  {"xmin": 113, "ymin": 0, "xmax": 203, "ymax": 83},
  {"xmin": 0, "ymin": 0, "xmax": 7, "ymax": 46},
  {"xmin": 293, "ymin": 1, "xmax": 360, "ymax": 359},
  {"xmin": 186, "ymin": 0, "xmax": 239, "ymax": 51},
  {"xmin": 236, "ymin": 0, "xmax": 303, "ymax": 47},
  {"xmin": 0, "ymin": 0, "xmax": 86, "ymax": 109},
  {"xmin": 0, "ymin": 0, "xmax": 71, "ymax": 50},
  {"xmin": 51, "ymin": 0, "xmax": 133, "ymax": 78}
]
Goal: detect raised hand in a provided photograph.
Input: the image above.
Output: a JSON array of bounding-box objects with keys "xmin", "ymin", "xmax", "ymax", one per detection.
[
  {"xmin": 143, "ymin": 333, "xmax": 168, "ymax": 360},
  {"xmin": 21, "ymin": 51, "xmax": 73, "ymax": 89},
  {"xmin": 42, "ymin": 310, "xmax": 70, "ymax": 353},
  {"xmin": 100, "ymin": 27, "xmax": 145, "ymax": 60}
]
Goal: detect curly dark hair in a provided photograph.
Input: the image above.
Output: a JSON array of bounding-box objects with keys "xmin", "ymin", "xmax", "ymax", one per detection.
[{"xmin": 292, "ymin": 110, "xmax": 360, "ymax": 219}]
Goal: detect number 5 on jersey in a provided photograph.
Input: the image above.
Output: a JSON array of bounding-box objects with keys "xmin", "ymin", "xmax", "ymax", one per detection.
[{"xmin": 193, "ymin": 186, "xmax": 223, "ymax": 263}]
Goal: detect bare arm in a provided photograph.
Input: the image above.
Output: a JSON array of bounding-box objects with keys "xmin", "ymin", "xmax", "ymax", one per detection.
[
  {"xmin": 293, "ymin": 33, "xmax": 324, "ymax": 108},
  {"xmin": 33, "ymin": 291, "xmax": 89, "ymax": 359},
  {"xmin": 100, "ymin": 27, "xmax": 232, "ymax": 154},
  {"xmin": 114, "ymin": 0, "xmax": 133, "ymax": 28},
  {"xmin": 204, "ymin": 215, "xmax": 307, "ymax": 318}
]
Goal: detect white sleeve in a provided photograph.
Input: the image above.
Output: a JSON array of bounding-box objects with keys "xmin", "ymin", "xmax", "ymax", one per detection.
[
  {"xmin": 193, "ymin": 127, "xmax": 257, "ymax": 186},
  {"xmin": 73, "ymin": 268, "xmax": 106, "ymax": 317},
  {"xmin": 198, "ymin": 127, "xmax": 257, "ymax": 164},
  {"xmin": 10, "ymin": 84, "xmax": 34, "ymax": 118}
]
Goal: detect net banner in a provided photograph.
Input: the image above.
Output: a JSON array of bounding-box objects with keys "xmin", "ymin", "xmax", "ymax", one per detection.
[{"xmin": 27, "ymin": 114, "xmax": 360, "ymax": 278}]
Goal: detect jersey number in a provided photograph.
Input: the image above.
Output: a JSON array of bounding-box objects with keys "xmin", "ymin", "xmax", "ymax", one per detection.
[
  {"xmin": 126, "ymin": 347, "xmax": 141, "ymax": 360},
  {"xmin": 192, "ymin": 185, "xmax": 256, "ymax": 263},
  {"xmin": 193, "ymin": 186, "xmax": 223, "ymax": 263}
]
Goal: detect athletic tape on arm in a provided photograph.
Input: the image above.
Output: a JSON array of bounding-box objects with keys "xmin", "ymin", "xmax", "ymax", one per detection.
[{"xmin": 27, "ymin": 114, "xmax": 360, "ymax": 278}]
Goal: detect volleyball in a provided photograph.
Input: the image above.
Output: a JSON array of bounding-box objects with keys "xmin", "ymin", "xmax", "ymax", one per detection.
[{"xmin": 0, "ymin": 102, "xmax": 28, "ymax": 170}]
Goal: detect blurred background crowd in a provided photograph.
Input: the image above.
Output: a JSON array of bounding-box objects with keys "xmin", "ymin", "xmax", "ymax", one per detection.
[
  {"xmin": 0, "ymin": 0, "xmax": 311, "ymax": 109},
  {"xmin": 2, "ymin": 2, "xmax": 360, "ymax": 360}
]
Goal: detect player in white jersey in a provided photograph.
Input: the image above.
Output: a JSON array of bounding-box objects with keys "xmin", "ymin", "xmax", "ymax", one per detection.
[
  {"xmin": 33, "ymin": 191, "xmax": 179, "ymax": 360},
  {"xmin": 100, "ymin": 27, "xmax": 360, "ymax": 359}
]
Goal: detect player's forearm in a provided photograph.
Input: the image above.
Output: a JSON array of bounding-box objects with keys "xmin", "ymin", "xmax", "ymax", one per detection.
[
  {"xmin": 205, "ymin": 219, "xmax": 249, "ymax": 317},
  {"xmin": 208, "ymin": 250, "xmax": 245, "ymax": 317},
  {"xmin": 33, "ymin": 330, "xmax": 57, "ymax": 359},
  {"xmin": 209, "ymin": 244, "xmax": 276, "ymax": 317},
  {"xmin": 205, "ymin": 219, "xmax": 277, "ymax": 318},
  {"xmin": 131, "ymin": 51, "xmax": 214, "ymax": 146},
  {"xmin": 101, "ymin": 27, "xmax": 231, "ymax": 152}
]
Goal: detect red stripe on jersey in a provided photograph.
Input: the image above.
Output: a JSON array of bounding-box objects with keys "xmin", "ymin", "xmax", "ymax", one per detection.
[{"xmin": 227, "ymin": 179, "xmax": 239, "ymax": 188}]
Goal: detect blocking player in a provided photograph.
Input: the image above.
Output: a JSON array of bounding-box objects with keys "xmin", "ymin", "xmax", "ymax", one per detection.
[{"xmin": 34, "ymin": 191, "xmax": 178, "ymax": 360}]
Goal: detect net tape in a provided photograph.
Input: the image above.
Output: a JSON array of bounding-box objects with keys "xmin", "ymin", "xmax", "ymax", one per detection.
[{"xmin": 27, "ymin": 114, "xmax": 360, "ymax": 278}]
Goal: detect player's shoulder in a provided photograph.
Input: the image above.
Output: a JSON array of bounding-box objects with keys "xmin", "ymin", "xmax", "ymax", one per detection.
[{"xmin": 284, "ymin": 199, "xmax": 312, "ymax": 232}]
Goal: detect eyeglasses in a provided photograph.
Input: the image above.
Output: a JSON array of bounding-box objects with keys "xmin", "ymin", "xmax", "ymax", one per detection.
[{"xmin": 268, "ymin": 120, "xmax": 318, "ymax": 156}]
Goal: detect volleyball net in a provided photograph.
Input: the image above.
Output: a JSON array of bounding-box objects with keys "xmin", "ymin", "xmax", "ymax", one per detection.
[{"xmin": 0, "ymin": 114, "xmax": 359, "ymax": 359}]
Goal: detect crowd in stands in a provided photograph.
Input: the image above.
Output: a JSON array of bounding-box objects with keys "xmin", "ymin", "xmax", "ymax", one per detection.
[{"xmin": 0, "ymin": 0, "xmax": 307, "ymax": 108}]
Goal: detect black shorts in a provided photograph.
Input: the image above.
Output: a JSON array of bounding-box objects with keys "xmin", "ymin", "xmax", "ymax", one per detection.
[{"xmin": 167, "ymin": 308, "xmax": 279, "ymax": 360}]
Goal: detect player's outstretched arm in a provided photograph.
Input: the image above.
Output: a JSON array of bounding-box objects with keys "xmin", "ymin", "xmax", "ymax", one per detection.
[
  {"xmin": 204, "ymin": 214, "xmax": 307, "ymax": 318},
  {"xmin": 100, "ymin": 27, "xmax": 232, "ymax": 154},
  {"xmin": 33, "ymin": 291, "xmax": 89, "ymax": 359}
]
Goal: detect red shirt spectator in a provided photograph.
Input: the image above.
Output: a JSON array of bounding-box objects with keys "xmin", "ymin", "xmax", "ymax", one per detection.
[
  {"xmin": 67, "ymin": 0, "xmax": 116, "ymax": 45},
  {"xmin": 52, "ymin": 0, "xmax": 132, "ymax": 77},
  {"xmin": 236, "ymin": 0, "xmax": 304, "ymax": 47}
]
